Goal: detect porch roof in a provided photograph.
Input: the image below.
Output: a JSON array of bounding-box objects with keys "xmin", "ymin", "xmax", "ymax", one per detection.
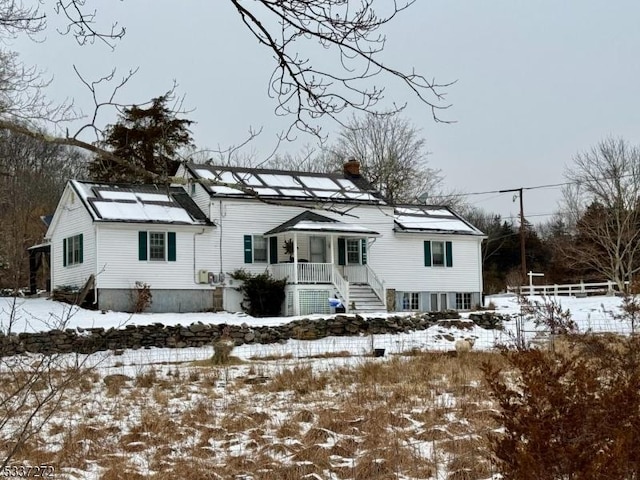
[{"xmin": 264, "ymin": 211, "xmax": 380, "ymax": 237}]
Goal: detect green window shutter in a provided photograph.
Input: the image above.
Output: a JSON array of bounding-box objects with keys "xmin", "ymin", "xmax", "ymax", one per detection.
[
  {"xmin": 244, "ymin": 235, "xmax": 253, "ymax": 263},
  {"xmin": 269, "ymin": 237, "xmax": 278, "ymax": 264},
  {"xmin": 63, "ymin": 238, "xmax": 67, "ymax": 267},
  {"xmin": 79, "ymin": 234, "xmax": 84, "ymax": 264},
  {"xmin": 168, "ymin": 232, "xmax": 176, "ymax": 261},
  {"xmin": 424, "ymin": 241, "xmax": 432, "ymax": 267},
  {"xmin": 138, "ymin": 231, "xmax": 148, "ymax": 261},
  {"xmin": 338, "ymin": 238, "xmax": 346, "ymax": 266},
  {"xmin": 445, "ymin": 241, "xmax": 453, "ymax": 267},
  {"xmin": 361, "ymin": 239, "xmax": 367, "ymax": 265}
]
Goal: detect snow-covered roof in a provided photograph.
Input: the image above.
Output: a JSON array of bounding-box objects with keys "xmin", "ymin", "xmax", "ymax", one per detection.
[
  {"xmin": 394, "ymin": 206, "xmax": 484, "ymax": 236},
  {"xmin": 70, "ymin": 180, "xmax": 211, "ymax": 226},
  {"xmin": 186, "ymin": 163, "xmax": 385, "ymax": 205},
  {"xmin": 264, "ymin": 211, "xmax": 380, "ymax": 237}
]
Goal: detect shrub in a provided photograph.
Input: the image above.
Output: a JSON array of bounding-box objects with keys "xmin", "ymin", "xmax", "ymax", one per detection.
[
  {"xmin": 132, "ymin": 281, "xmax": 152, "ymax": 313},
  {"xmin": 483, "ymin": 335, "xmax": 640, "ymax": 479},
  {"xmin": 230, "ymin": 269, "xmax": 286, "ymax": 317}
]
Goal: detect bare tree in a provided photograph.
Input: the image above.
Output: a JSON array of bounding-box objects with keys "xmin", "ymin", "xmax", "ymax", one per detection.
[
  {"xmin": 561, "ymin": 137, "xmax": 640, "ymax": 290},
  {"xmin": 0, "ymin": 1, "xmax": 452, "ymax": 176},
  {"xmin": 329, "ymin": 113, "xmax": 444, "ymax": 204},
  {"xmin": 0, "ymin": 129, "xmax": 86, "ymax": 290},
  {"xmin": 228, "ymin": 0, "xmax": 452, "ymax": 137}
]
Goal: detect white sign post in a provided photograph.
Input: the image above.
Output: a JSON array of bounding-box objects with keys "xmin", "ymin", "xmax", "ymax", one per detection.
[{"xmin": 528, "ymin": 271, "xmax": 544, "ymax": 296}]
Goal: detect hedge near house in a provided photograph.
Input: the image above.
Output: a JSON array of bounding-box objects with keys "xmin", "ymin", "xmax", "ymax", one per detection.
[{"xmin": 231, "ymin": 270, "xmax": 287, "ymax": 317}]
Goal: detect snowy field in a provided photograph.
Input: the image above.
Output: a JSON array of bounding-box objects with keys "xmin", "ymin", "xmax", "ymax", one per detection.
[
  {"xmin": 0, "ymin": 293, "xmax": 631, "ymax": 372},
  {"xmin": 0, "ymin": 293, "xmax": 634, "ymax": 479}
]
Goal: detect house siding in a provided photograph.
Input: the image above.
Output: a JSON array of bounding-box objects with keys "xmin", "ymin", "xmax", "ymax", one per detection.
[
  {"xmin": 210, "ymin": 198, "xmax": 397, "ymax": 276},
  {"xmin": 383, "ymin": 234, "xmax": 483, "ymax": 292},
  {"xmin": 96, "ymin": 224, "xmax": 217, "ymax": 290},
  {"xmin": 49, "ymin": 186, "xmax": 96, "ymax": 290},
  {"xmin": 206, "ymin": 198, "xmax": 483, "ymax": 304}
]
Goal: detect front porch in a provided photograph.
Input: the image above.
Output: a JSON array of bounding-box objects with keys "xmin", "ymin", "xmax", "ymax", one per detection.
[{"xmin": 263, "ymin": 211, "xmax": 386, "ymax": 315}]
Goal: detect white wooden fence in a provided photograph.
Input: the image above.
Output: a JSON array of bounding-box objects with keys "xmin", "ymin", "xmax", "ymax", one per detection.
[{"xmin": 507, "ymin": 280, "xmax": 628, "ymax": 297}]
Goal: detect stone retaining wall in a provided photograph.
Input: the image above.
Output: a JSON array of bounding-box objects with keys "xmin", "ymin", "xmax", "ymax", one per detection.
[{"xmin": 0, "ymin": 310, "xmax": 508, "ymax": 357}]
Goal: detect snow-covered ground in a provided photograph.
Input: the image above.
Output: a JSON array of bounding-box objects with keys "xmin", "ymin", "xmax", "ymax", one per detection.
[
  {"xmin": 0, "ymin": 293, "xmax": 633, "ymax": 480},
  {"xmin": 0, "ymin": 293, "xmax": 631, "ymax": 372}
]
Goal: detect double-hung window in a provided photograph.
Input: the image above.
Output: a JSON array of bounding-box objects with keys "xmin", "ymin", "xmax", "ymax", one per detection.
[
  {"xmin": 138, "ymin": 231, "xmax": 176, "ymax": 262},
  {"xmin": 424, "ymin": 240, "xmax": 453, "ymax": 267},
  {"xmin": 243, "ymin": 235, "xmax": 268, "ymax": 263},
  {"xmin": 63, "ymin": 234, "xmax": 83, "ymax": 267},
  {"xmin": 149, "ymin": 232, "xmax": 166, "ymax": 261},
  {"xmin": 346, "ymin": 239, "xmax": 360, "ymax": 264}
]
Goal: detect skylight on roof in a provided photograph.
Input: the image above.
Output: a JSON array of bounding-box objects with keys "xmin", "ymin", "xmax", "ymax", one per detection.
[
  {"xmin": 136, "ymin": 193, "xmax": 171, "ymax": 202},
  {"xmin": 312, "ymin": 190, "xmax": 345, "ymax": 199},
  {"xmin": 216, "ymin": 171, "xmax": 237, "ymax": 184},
  {"xmin": 93, "ymin": 201, "xmax": 193, "ymax": 223},
  {"xmin": 211, "ymin": 186, "xmax": 244, "ymax": 195},
  {"xmin": 195, "ymin": 169, "xmax": 217, "ymax": 180},
  {"xmin": 258, "ymin": 174, "xmax": 302, "ymax": 188},
  {"xmin": 299, "ymin": 176, "xmax": 340, "ymax": 190},
  {"xmin": 99, "ymin": 191, "xmax": 137, "ymax": 201},
  {"xmin": 253, "ymin": 187, "xmax": 279, "ymax": 196},
  {"xmin": 335, "ymin": 178, "xmax": 359, "ymax": 191},
  {"xmin": 279, "ymin": 188, "xmax": 311, "ymax": 197},
  {"xmin": 234, "ymin": 173, "xmax": 263, "ymax": 187}
]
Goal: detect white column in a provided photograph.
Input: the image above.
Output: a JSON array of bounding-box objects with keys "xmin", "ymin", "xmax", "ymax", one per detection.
[
  {"xmin": 293, "ymin": 233, "xmax": 298, "ymax": 284},
  {"xmin": 329, "ymin": 236, "xmax": 334, "ymax": 265}
]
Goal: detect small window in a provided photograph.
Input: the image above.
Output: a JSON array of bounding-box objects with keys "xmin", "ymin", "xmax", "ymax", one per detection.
[
  {"xmin": 432, "ymin": 241, "xmax": 445, "ymax": 267},
  {"xmin": 253, "ymin": 235, "xmax": 268, "ymax": 263},
  {"xmin": 455, "ymin": 293, "xmax": 472, "ymax": 310},
  {"xmin": 347, "ymin": 238, "xmax": 360, "ymax": 264},
  {"xmin": 149, "ymin": 232, "xmax": 166, "ymax": 261},
  {"xmin": 64, "ymin": 234, "xmax": 83, "ymax": 266},
  {"xmin": 402, "ymin": 292, "xmax": 420, "ymax": 311}
]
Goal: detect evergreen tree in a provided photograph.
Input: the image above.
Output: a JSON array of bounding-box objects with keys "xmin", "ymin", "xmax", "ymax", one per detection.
[{"xmin": 89, "ymin": 94, "xmax": 194, "ymax": 183}]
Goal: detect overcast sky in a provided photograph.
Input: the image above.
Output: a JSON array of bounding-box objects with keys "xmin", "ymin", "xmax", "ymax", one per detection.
[{"xmin": 12, "ymin": 1, "xmax": 640, "ymax": 223}]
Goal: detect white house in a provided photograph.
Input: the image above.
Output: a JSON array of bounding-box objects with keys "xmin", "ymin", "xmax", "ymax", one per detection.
[
  {"xmin": 46, "ymin": 160, "xmax": 485, "ymax": 314},
  {"xmin": 46, "ymin": 181, "xmax": 217, "ymax": 312}
]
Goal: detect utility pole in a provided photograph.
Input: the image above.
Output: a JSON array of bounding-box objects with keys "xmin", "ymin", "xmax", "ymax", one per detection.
[
  {"xmin": 519, "ymin": 188, "xmax": 526, "ymax": 281},
  {"xmin": 499, "ymin": 187, "xmax": 527, "ymax": 281}
]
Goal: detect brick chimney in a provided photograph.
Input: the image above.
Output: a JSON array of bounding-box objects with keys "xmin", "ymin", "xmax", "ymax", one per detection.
[{"xmin": 343, "ymin": 157, "xmax": 361, "ymax": 178}]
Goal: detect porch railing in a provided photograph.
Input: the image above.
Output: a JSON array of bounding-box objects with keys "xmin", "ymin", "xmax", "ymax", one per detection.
[
  {"xmin": 365, "ymin": 265, "xmax": 386, "ymax": 306},
  {"xmin": 331, "ymin": 266, "xmax": 349, "ymax": 309},
  {"xmin": 344, "ymin": 265, "xmax": 386, "ymax": 304},
  {"xmin": 270, "ymin": 263, "xmax": 333, "ymax": 284}
]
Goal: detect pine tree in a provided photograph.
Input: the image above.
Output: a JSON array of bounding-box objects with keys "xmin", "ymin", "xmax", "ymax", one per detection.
[{"xmin": 89, "ymin": 94, "xmax": 194, "ymax": 183}]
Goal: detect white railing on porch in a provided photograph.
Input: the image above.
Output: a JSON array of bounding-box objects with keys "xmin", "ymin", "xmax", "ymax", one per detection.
[
  {"xmin": 344, "ymin": 265, "xmax": 386, "ymax": 305},
  {"xmin": 366, "ymin": 265, "xmax": 386, "ymax": 306},
  {"xmin": 270, "ymin": 263, "xmax": 333, "ymax": 284},
  {"xmin": 331, "ymin": 266, "xmax": 349, "ymax": 308},
  {"xmin": 343, "ymin": 265, "xmax": 368, "ymax": 284}
]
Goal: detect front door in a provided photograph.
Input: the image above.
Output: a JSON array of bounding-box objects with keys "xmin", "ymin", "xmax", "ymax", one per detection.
[{"xmin": 309, "ymin": 236, "xmax": 327, "ymax": 263}]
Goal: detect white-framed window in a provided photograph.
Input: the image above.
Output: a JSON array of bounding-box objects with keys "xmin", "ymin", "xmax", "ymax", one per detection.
[
  {"xmin": 424, "ymin": 240, "xmax": 452, "ymax": 268},
  {"xmin": 347, "ymin": 238, "xmax": 360, "ymax": 264},
  {"xmin": 432, "ymin": 241, "xmax": 445, "ymax": 266},
  {"xmin": 149, "ymin": 232, "xmax": 166, "ymax": 261},
  {"xmin": 253, "ymin": 235, "xmax": 268, "ymax": 263},
  {"xmin": 402, "ymin": 292, "xmax": 420, "ymax": 311},
  {"xmin": 139, "ymin": 231, "xmax": 176, "ymax": 262},
  {"xmin": 63, "ymin": 234, "xmax": 83, "ymax": 267},
  {"xmin": 456, "ymin": 293, "xmax": 472, "ymax": 310}
]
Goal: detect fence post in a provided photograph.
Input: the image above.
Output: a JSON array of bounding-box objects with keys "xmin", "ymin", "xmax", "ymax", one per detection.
[
  {"xmin": 554, "ymin": 284, "xmax": 558, "ymax": 296},
  {"xmin": 580, "ymin": 280, "xmax": 585, "ymax": 293}
]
